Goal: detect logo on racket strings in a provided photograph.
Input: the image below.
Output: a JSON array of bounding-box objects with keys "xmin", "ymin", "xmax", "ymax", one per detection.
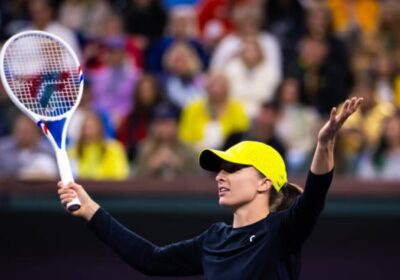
[{"xmin": 26, "ymin": 71, "xmax": 71, "ymax": 108}]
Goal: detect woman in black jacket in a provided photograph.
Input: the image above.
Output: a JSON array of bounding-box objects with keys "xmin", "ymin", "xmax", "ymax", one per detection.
[{"xmin": 58, "ymin": 97, "xmax": 363, "ymax": 279}]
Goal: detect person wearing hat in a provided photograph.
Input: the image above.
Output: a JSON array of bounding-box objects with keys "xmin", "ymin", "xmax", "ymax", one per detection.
[
  {"xmin": 58, "ymin": 97, "xmax": 363, "ymax": 279},
  {"xmin": 134, "ymin": 103, "xmax": 200, "ymax": 180}
]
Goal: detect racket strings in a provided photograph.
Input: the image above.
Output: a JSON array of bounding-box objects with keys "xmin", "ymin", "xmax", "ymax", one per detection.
[{"xmin": 3, "ymin": 33, "xmax": 81, "ymax": 118}]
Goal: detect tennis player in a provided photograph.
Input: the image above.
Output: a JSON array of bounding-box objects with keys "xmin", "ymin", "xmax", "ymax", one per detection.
[{"xmin": 58, "ymin": 97, "xmax": 363, "ymax": 279}]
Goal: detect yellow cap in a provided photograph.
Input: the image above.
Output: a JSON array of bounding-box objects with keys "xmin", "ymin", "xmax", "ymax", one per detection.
[{"xmin": 199, "ymin": 141, "xmax": 287, "ymax": 192}]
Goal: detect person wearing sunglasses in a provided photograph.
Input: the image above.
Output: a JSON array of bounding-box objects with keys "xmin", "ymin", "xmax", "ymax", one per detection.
[{"xmin": 58, "ymin": 97, "xmax": 363, "ymax": 279}]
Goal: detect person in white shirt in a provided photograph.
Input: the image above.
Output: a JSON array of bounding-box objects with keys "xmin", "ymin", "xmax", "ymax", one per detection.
[
  {"xmin": 26, "ymin": 0, "xmax": 82, "ymax": 60},
  {"xmin": 357, "ymin": 110, "xmax": 400, "ymax": 180},
  {"xmin": 210, "ymin": 3, "xmax": 282, "ymax": 84},
  {"xmin": 223, "ymin": 36, "xmax": 281, "ymax": 119},
  {"xmin": 275, "ymin": 78, "xmax": 320, "ymax": 174},
  {"xmin": 0, "ymin": 115, "xmax": 57, "ymax": 179}
]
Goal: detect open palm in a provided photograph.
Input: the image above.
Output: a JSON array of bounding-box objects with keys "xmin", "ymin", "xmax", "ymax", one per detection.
[{"xmin": 318, "ymin": 97, "xmax": 363, "ymax": 145}]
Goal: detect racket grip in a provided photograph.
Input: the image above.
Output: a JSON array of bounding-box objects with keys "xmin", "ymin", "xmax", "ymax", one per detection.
[
  {"xmin": 54, "ymin": 148, "xmax": 81, "ymax": 211},
  {"xmin": 67, "ymin": 197, "xmax": 81, "ymax": 212}
]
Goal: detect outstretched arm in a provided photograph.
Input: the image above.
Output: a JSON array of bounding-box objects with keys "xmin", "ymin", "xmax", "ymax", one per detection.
[
  {"xmin": 58, "ymin": 183, "xmax": 203, "ymax": 276},
  {"xmin": 282, "ymin": 97, "xmax": 363, "ymax": 247},
  {"xmin": 311, "ymin": 97, "xmax": 363, "ymax": 174}
]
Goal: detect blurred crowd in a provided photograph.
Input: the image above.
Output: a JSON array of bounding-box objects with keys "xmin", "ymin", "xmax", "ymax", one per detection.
[{"xmin": 1, "ymin": 0, "xmax": 400, "ymax": 181}]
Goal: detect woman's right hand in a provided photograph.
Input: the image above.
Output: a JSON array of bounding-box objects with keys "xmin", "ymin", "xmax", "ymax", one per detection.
[
  {"xmin": 57, "ymin": 181, "xmax": 100, "ymax": 221},
  {"xmin": 317, "ymin": 97, "xmax": 363, "ymax": 146}
]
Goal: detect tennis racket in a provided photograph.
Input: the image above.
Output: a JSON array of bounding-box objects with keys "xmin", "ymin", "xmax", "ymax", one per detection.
[{"xmin": 0, "ymin": 30, "xmax": 83, "ymax": 211}]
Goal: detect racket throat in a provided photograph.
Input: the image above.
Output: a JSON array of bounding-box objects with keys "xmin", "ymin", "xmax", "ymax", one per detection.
[{"xmin": 37, "ymin": 118, "xmax": 67, "ymax": 149}]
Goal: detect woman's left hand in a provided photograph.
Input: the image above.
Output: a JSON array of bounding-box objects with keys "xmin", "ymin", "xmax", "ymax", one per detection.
[{"xmin": 318, "ymin": 97, "xmax": 363, "ymax": 146}]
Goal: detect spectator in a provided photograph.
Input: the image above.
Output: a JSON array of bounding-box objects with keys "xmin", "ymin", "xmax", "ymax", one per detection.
[
  {"xmin": 350, "ymin": 47, "xmax": 374, "ymax": 80},
  {"xmin": 210, "ymin": 3, "xmax": 282, "ymax": 81},
  {"xmin": 117, "ymin": 74, "xmax": 162, "ymax": 162},
  {"xmin": 135, "ymin": 103, "xmax": 199, "ymax": 180},
  {"xmin": 26, "ymin": 0, "xmax": 81, "ymax": 59},
  {"xmin": 84, "ymin": 13, "xmax": 143, "ymax": 70},
  {"xmin": 0, "ymin": 115, "xmax": 57, "ymax": 179},
  {"xmin": 371, "ymin": 52, "xmax": 400, "ymax": 106},
  {"xmin": 179, "ymin": 72, "xmax": 249, "ymax": 151},
  {"xmin": 123, "ymin": 0, "xmax": 167, "ymax": 50},
  {"xmin": 67, "ymin": 80, "xmax": 115, "ymax": 145},
  {"xmin": 146, "ymin": 5, "xmax": 209, "ymax": 73},
  {"xmin": 375, "ymin": 0, "xmax": 400, "ymax": 57},
  {"xmin": 0, "ymin": 82, "xmax": 19, "ymax": 137},
  {"xmin": 263, "ymin": 0, "xmax": 305, "ymax": 68},
  {"xmin": 88, "ymin": 36, "xmax": 141, "ymax": 128},
  {"xmin": 58, "ymin": 0, "xmax": 111, "ymax": 39},
  {"xmin": 161, "ymin": 41, "xmax": 205, "ymax": 110},
  {"xmin": 338, "ymin": 77, "xmax": 395, "ymax": 173},
  {"xmin": 0, "ymin": 0, "xmax": 30, "ymax": 40},
  {"xmin": 222, "ymin": 36, "xmax": 281, "ymax": 119},
  {"xmin": 102, "ymin": 13, "xmax": 144, "ymax": 68},
  {"xmin": 353, "ymin": 1, "xmax": 400, "ymax": 72},
  {"xmin": 223, "ymin": 101, "xmax": 286, "ymax": 161},
  {"xmin": 300, "ymin": 2, "xmax": 352, "ymax": 91},
  {"xmin": 69, "ymin": 111, "xmax": 129, "ymax": 180},
  {"xmin": 288, "ymin": 36, "xmax": 349, "ymax": 116},
  {"xmin": 275, "ymin": 77, "xmax": 319, "ymax": 174},
  {"xmin": 357, "ymin": 110, "xmax": 400, "ymax": 180}
]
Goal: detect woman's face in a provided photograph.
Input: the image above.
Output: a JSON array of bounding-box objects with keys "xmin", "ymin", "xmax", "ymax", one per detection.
[
  {"xmin": 215, "ymin": 163, "xmax": 267, "ymax": 208},
  {"xmin": 103, "ymin": 47, "xmax": 125, "ymax": 67},
  {"xmin": 168, "ymin": 45, "xmax": 191, "ymax": 75},
  {"xmin": 352, "ymin": 83, "xmax": 375, "ymax": 111},
  {"xmin": 82, "ymin": 114, "xmax": 103, "ymax": 142},
  {"xmin": 237, "ymin": 19, "xmax": 259, "ymax": 36},
  {"xmin": 279, "ymin": 78, "xmax": 300, "ymax": 105},
  {"xmin": 206, "ymin": 74, "xmax": 229, "ymax": 103},
  {"xmin": 170, "ymin": 14, "xmax": 194, "ymax": 38},
  {"xmin": 384, "ymin": 115, "xmax": 400, "ymax": 146},
  {"xmin": 14, "ymin": 116, "xmax": 41, "ymax": 148},
  {"xmin": 241, "ymin": 39, "xmax": 263, "ymax": 67},
  {"xmin": 153, "ymin": 119, "xmax": 178, "ymax": 142},
  {"xmin": 137, "ymin": 78, "xmax": 157, "ymax": 106},
  {"xmin": 306, "ymin": 7, "xmax": 329, "ymax": 36},
  {"xmin": 375, "ymin": 54, "xmax": 394, "ymax": 77},
  {"xmin": 102, "ymin": 15, "xmax": 123, "ymax": 36},
  {"xmin": 299, "ymin": 37, "xmax": 327, "ymax": 68},
  {"xmin": 380, "ymin": 0, "xmax": 400, "ymax": 28}
]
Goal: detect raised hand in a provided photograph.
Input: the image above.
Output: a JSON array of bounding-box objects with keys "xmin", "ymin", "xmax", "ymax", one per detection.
[
  {"xmin": 311, "ymin": 97, "xmax": 363, "ymax": 174},
  {"xmin": 318, "ymin": 97, "xmax": 363, "ymax": 146}
]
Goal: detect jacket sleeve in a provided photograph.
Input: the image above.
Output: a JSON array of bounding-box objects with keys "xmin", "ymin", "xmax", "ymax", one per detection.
[
  {"xmin": 281, "ymin": 169, "xmax": 334, "ymax": 248},
  {"xmin": 87, "ymin": 208, "xmax": 203, "ymax": 276}
]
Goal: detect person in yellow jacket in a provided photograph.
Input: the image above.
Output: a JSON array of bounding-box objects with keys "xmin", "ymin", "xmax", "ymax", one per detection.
[
  {"xmin": 69, "ymin": 111, "xmax": 130, "ymax": 180},
  {"xmin": 178, "ymin": 72, "xmax": 249, "ymax": 151},
  {"xmin": 337, "ymin": 78, "xmax": 395, "ymax": 173}
]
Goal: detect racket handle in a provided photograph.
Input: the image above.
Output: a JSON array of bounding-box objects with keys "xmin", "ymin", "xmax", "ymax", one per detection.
[
  {"xmin": 55, "ymin": 148, "xmax": 81, "ymax": 212},
  {"xmin": 67, "ymin": 197, "xmax": 81, "ymax": 212}
]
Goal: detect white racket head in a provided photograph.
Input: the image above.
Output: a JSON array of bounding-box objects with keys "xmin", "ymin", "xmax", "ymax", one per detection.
[{"xmin": 0, "ymin": 30, "xmax": 84, "ymax": 122}]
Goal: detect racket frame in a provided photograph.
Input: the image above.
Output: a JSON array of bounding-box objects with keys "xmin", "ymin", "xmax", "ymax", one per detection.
[{"xmin": 0, "ymin": 30, "xmax": 84, "ymax": 211}]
